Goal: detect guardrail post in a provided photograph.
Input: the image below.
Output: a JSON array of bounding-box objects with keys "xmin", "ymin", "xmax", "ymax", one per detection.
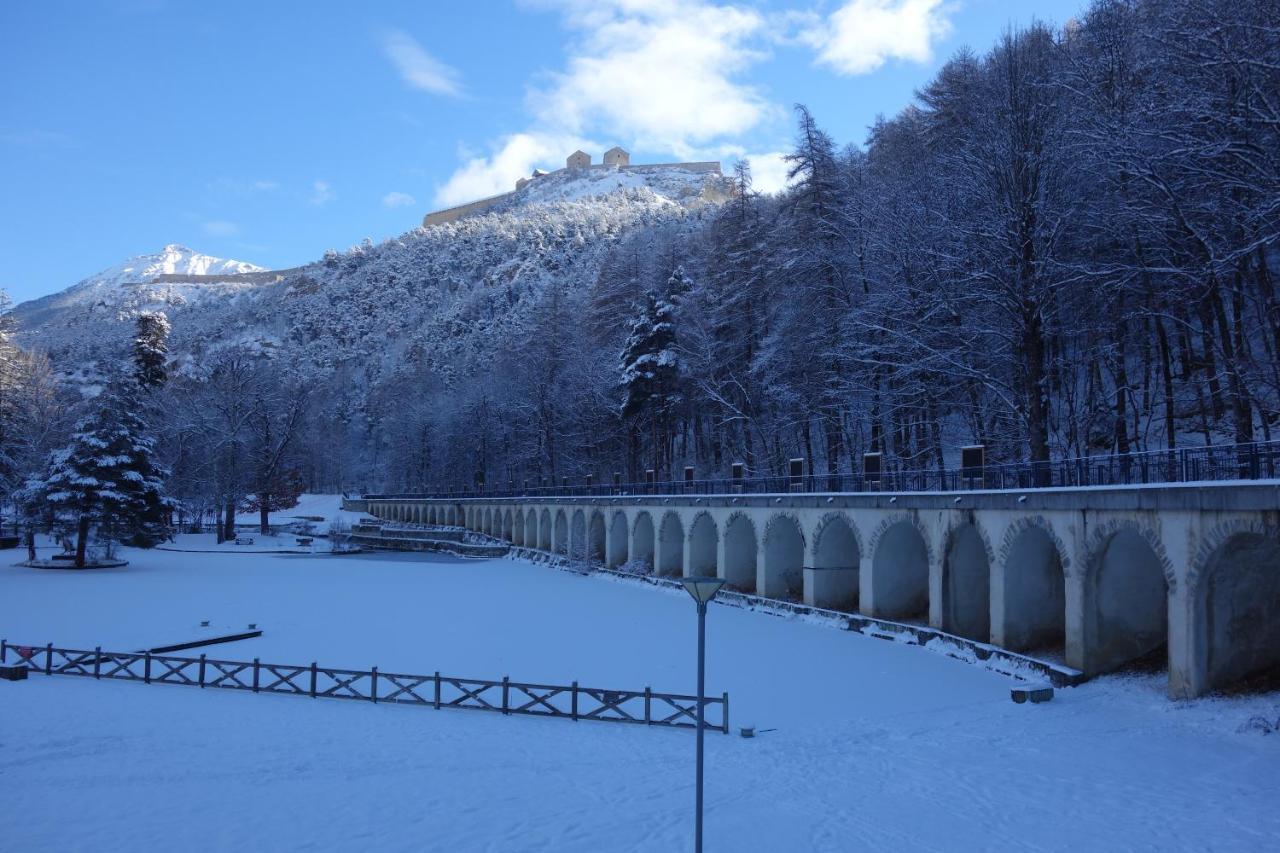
[
  {"xmin": 371, "ymin": 667, "xmax": 379, "ymax": 703},
  {"xmin": 252, "ymin": 658, "xmax": 260, "ymax": 692},
  {"xmin": 502, "ymin": 676, "xmax": 510, "ymax": 715},
  {"xmin": 722, "ymin": 692, "xmax": 729, "ymax": 734},
  {"xmin": 94, "ymin": 646, "xmax": 101, "ymax": 679},
  {"xmin": 434, "ymin": 671, "xmax": 441, "ymax": 709},
  {"xmin": 644, "ymin": 686, "xmax": 651, "ymax": 724},
  {"xmin": 144, "ymin": 651, "xmax": 151, "ymax": 683},
  {"xmin": 310, "ymin": 662, "xmax": 317, "ymax": 697},
  {"xmin": 199, "ymin": 654, "xmax": 206, "ymax": 687},
  {"xmin": 571, "ymin": 681, "xmax": 579, "ymax": 720},
  {"xmin": 46, "ymin": 643, "xmax": 53, "ymax": 675}
]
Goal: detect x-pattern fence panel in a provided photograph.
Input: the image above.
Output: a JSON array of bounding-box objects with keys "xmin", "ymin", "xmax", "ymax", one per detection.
[{"xmin": 0, "ymin": 641, "xmax": 728, "ymax": 734}]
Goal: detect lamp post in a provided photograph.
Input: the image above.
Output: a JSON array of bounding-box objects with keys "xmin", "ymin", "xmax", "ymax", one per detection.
[{"xmin": 681, "ymin": 575, "xmax": 725, "ymax": 853}]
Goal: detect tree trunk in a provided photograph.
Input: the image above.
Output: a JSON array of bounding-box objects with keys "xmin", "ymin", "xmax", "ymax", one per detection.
[
  {"xmin": 260, "ymin": 501, "xmax": 270, "ymax": 535},
  {"xmin": 75, "ymin": 514, "xmax": 90, "ymax": 568},
  {"xmin": 223, "ymin": 503, "xmax": 235, "ymax": 541}
]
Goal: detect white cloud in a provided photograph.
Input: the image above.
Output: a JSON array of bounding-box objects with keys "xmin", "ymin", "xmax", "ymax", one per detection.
[
  {"xmin": 202, "ymin": 220, "xmax": 239, "ymax": 237},
  {"xmin": 531, "ymin": 0, "xmax": 770, "ymax": 155},
  {"xmin": 804, "ymin": 0, "xmax": 953, "ymax": 76},
  {"xmin": 382, "ymin": 191, "xmax": 418, "ymax": 208},
  {"xmin": 311, "ymin": 180, "xmax": 335, "ymax": 205},
  {"xmin": 382, "ymin": 30, "xmax": 463, "ymax": 97},
  {"xmin": 738, "ymin": 151, "xmax": 792, "ymax": 195},
  {"xmin": 434, "ymin": 0, "xmax": 774, "ymax": 206},
  {"xmin": 435, "ymin": 132, "xmax": 584, "ymax": 207}
]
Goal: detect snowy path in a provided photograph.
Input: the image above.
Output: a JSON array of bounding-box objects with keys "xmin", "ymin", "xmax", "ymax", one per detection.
[{"xmin": 2, "ymin": 549, "xmax": 1278, "ymax": 851}]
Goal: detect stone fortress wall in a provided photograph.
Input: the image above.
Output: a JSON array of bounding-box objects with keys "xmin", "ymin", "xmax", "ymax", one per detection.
[{"xmin": 422, "ymin": 147, "xmax": 722, "ymax": 229}]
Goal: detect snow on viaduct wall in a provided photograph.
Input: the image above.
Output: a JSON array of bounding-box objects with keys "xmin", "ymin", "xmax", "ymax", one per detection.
[{"xmin": 362, "ymin": 483, "xmax": 1280, "ymax": 700}]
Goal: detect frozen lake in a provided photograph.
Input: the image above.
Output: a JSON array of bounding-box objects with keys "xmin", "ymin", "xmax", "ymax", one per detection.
[{"xmin": 2, "ymin": 547, "xmax": 1278, "ymax": 851}]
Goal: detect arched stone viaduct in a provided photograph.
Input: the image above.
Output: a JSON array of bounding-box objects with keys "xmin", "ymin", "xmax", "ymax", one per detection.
[{"xmin": 361, "ymin": 484, "xmax": 1280, "ymax": 699}]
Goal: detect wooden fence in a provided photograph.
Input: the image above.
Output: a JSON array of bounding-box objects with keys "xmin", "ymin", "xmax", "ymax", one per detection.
[{"xmin": 0, "ymin": 641, "xmax": 729, "ymax": 733}]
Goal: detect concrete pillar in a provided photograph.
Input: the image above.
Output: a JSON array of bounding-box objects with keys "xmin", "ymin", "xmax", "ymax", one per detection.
[
  {"xmin": 928, "ymin": 550, "xmax": 944, "ymax": 630},
  {"xmin": 857, "ymin": 556, "xmax": 874, "ymax": 615},
  {"xmin": 606, "ymin": 513, "xmax": 626, "ymax": 568},
  {"xmin": 1064, "ymin": 568, "xmax": 1087, "ymax": 672}
]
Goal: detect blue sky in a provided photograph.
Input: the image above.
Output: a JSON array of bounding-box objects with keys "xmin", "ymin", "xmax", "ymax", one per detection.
[{"xmin": 0, "ymin": 0, "xmax": 1084, "ymax": 303}]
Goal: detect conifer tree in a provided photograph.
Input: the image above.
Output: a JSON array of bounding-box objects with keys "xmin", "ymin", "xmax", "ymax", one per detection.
[
  {"xmin": 38, "ymin": 383, "xmax": 171, "ymax": 566},
  {"xmin": 132, "ymin": 311, "xmax": 171, "ymax": 391}
]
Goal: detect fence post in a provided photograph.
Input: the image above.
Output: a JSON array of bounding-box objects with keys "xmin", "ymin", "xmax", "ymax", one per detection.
[
  {"xmin": 310, "ymin": 662, "xmax": 317, "ymax": 697},
  {"xmin": 722, "ymin": 692, "xmax": 729, "ymax": 734},
  {"xmin": 94, "ymin": 646, "xmax": 101, "ymax": 680},
  {"xmin": 252, "ymin": 658, "xmax": 260, "ymax": 692},
  {"xmin": 45, "ymin": 643, "xmax": 53, "ymax": 675},
  {"xmin": 371, "ymin": 667, "xmax": 379, "ymax": 703},
  {"xmin": 502, "ymin": 676, "xmax": 510, "ymax": 715},
  {"xmin": 571, "ymin": 681, "xmax": 579, "ymax": 720},
  {"xmin": 644, "ymin": 687, "xmax": 652, "ymax": 724},
  {"xmin": 434, "ymin": 671, "xmax": 441, "ymax": 710},
  {"xmin": 199, "ymin": 654, "xmax": 206, "ymax": 688},
  {"xmin": 144, "ymin": 652, "xmax": 151, "ymax": 684},
  {"xmin": 1, "ymin": 639, "xmax": 6, "ymax": 664}
]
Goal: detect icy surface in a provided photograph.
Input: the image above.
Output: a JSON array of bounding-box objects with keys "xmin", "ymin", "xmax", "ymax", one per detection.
[{"xmin": 2, "ymin": 549, "xmax": 1278, "ymax": 851}]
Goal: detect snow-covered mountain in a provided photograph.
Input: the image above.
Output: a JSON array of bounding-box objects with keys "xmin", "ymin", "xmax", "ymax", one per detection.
[
  {"xmin": 10, "ymin": 168, "xmax": 730, "ymax": 387},
  {"xmin": 11, "ymin": 244, "xmax": 268, "ymax": 353}
]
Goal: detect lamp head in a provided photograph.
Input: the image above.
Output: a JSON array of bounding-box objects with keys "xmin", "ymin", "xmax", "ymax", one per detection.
[{"xmin": 681, "ymin": 576, "xmax": 726, "ymax": 606}]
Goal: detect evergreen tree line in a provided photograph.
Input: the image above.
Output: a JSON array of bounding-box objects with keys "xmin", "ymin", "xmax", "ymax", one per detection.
[{"xmin": 372, "ymin": 0, "xmax": 1280, "ymax": 490}]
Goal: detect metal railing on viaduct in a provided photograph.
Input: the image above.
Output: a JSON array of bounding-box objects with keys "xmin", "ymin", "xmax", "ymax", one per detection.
[{"xmin": 362, "ymin": 439, "xmax": 1280, "ymax": 500}]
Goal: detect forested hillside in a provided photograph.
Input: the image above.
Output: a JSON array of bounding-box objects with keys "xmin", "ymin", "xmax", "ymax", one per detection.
[{"xmin": 7, "ymin": 0, "xmax": 1279, "ymax": 512}]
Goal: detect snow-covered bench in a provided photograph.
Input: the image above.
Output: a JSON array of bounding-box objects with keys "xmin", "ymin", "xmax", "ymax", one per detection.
[
  {"xmin": 296, "ymin": 537, "xmax": 313, "ymax": 546},
  {"xmin": 234, "ymin": 536, "xmax": 255, "ymax": 546}
]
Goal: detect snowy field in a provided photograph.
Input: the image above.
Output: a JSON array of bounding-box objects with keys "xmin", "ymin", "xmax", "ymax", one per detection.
[{"xmin": 3, "ymin": 547, "xmax": 1279, "ymax": 852}]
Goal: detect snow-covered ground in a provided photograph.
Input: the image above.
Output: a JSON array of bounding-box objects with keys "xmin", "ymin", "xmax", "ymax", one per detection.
[{"xmin": 2, "ymin": 548, "xmax": 1278, "ymax": 851}]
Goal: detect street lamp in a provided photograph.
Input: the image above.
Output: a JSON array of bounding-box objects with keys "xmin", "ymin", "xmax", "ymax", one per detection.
[{"xmin": 681, "ymin": 575, "xmax": 725, "ymax": 853}]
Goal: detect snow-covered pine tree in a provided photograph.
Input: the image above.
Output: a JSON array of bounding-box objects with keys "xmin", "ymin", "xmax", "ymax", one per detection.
[
  {"xmin": 132, "ymin": 311, "xmax": 170, "ymax": 391},
  {"xmin": 38, "ymin": 383, "xmax": 172, "ymax": 566},
  {"xmin": 619, "ymin": 280, "xmax": 682, "ymax": 475}
]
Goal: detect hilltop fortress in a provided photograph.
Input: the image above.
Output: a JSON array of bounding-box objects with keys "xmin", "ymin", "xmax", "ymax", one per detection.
[{"xmin": 422, "ymin": 147, "xmax": 722, "ymax": 228}]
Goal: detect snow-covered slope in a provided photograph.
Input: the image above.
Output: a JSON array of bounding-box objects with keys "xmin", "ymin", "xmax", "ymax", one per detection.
[
  {"xmin": 11, "ymin": 171, "xmax": 727, "ymax": 387},
  {"xmin": 11, "ymin": 245, "xmax": 271, "ymax": 373},
  {"xmin": 510, "ymin": 164, "xmax": 730, "ymax": 209}
]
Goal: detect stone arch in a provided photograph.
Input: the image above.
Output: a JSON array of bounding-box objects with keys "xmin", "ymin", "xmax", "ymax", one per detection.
[
  {"xmin": 632, "ymin": 511, "xmax": 655, "ymax": 571},
  {"xmin": 941, "ymin": 521, "xmax": 993, "ymax": 642},
  {"xmin": 868, "ymin": 516, "xmax": 930, "ymax": 621},
  {"xmin": 484, "ymin": 508, "xmax": 494, "ymax": 537},
  {"xmin": 1084, "ymin": 521, "xmax": 1171, "ymax": 675},
  {"xmin": 588, "ymin": 510, "xmax": 607, "ymax": 564},
  {"xmin": 1192, "ymin": 521, "xmax": 1280, "ymax": 693},
  {"xmin": 810, "ymin": 512, "xmax": 861, "ymax": 611},
  {"xmin": 658, "ymin": 511, "xmax": 684, "ymax": 577},
  {"xmin": 812, "ymin": 513, "xmax": 860, "ymax": 567},
  {"xmin": 607, "ymin": 511, "xmax": 629, "ymax": 567},
  {"xmin": 688, "ymin": 512, "xmax": 718, "ymax": 577},
  {"xmin": 539, "ymin": 509, "xmax": 552, "ymax": 550},
  {"xmin": 997, "ymin": 518, "xmax": 1067, "ymax": 653},
  {"xmin": 447, "ymin": 506, "xmax": 457, "ymax": 525},
  {"xmin": 722, "ymin": 512, "xmax": 757, "ymax": 593},
  {"xmin": 553, "ymin": 509, "xmax": 568, "ymax": 555},
  {"xmin": 503, "ymin": 509, "xmax": 514, "ymax": 541},
  {"xmin": 524, "ymin": 509, "xmax": 538, "ymax": 548},
  {"xmin": 570, "ymin": 510, "xmax": 587, "ymax": 560},
  {"xmin": 763, "ymin": 513, "xmax": 804, "ymax": 600},
  {"xmin": 513, "ymin": 509, "xmax": 525, "ymax": 546}
]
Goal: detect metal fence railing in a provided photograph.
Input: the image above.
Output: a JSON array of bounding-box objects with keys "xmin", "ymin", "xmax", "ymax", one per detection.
[
  {"xmin": 360, "ymin": 439, "xmax": 1280, "ymax": 501},
  {"xmin": 0, "ymin": 641, "xmax": 728, "ymax": 733}
]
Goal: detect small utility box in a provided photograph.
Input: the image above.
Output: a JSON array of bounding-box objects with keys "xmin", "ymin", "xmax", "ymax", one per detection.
[
  {"xmin": 961, "ymin": 445, "xmax": 985, "ymax": 484},
  {"xmin": 863, "ymin": 452, "xmax": 882, "ymax": 486},
  {"xmin": 1010, "ymin": 682, "xmax": 1054, "ymax": 704}
]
